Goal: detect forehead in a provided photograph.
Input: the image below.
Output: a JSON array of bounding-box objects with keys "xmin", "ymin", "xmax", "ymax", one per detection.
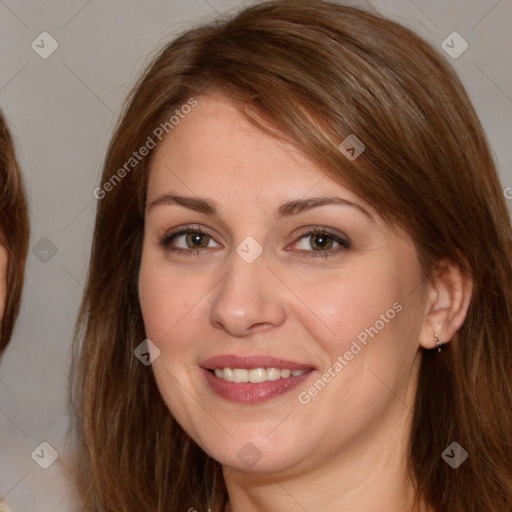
[{"xmin": 147, "ymin": 94, "xmax": 360, "ymax": 206}]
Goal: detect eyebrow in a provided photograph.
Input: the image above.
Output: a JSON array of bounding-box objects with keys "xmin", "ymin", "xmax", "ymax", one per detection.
[{"xmin": 146, "ymin": 194, "xmax": 374, "ymax": 221}]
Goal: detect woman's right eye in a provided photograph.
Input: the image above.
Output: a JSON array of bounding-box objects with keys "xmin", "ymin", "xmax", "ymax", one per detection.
[{"xmin": 159, "ymin": 227, "xmax": 221, "ymax": 256}]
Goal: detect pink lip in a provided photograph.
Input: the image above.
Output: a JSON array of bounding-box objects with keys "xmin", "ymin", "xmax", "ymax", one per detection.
[
  {"xmin": 201, "ymin": 355, "xmax": 314, "ymax": 371},
  {"xmin": 201, "ymin": 368, "xmax": 313, "ymax": 403},
  {"xmin": 200, "ymin": 355, "xmax": 315, "ymax": 404}
]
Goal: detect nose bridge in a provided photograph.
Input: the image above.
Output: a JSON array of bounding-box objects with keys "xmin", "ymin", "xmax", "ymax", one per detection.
[{"xmin": 208, "ymin": 245, "xmax": 286, "ymax": 336}]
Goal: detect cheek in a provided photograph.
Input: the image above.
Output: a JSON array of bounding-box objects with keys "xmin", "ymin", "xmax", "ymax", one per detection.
[
  {"xmin": 139, "ymin": 250, "xmax": 193, "ymax": 343},
  {"xmin": 138, "ymin": 253, "xmax": 228, "ymax": 447},
  {"xmin": 138, "ymin": 249, "xmax": 214, "ymax": 372},
  {"xmin": 138, "ymin": 263, "xmax": 171, "ymax": 344},
  {"xmin": 291, "ymin": 252, "xmax": 424, "ymax": 404},
  {"xmin": 293, "ymin": 263, "xmax": 407, "ymax": 352},
  {"xmin": 293, "ymin": 264, "xmax": 423, "ymax": 442}
]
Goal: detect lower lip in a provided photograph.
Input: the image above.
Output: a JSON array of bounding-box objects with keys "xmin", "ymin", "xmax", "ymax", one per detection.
[{"xmin": 202, "ymin": 368, "xmax": 313, "ymax": 403}]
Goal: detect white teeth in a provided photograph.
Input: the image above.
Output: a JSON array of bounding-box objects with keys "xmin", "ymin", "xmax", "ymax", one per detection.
[
  {"xmin": 232, "ymin": 368, "xmax": 249, "ymax": 383},
  {"xmin": 249, "ymin": 368, "xmax": 267, "ymax": 383},
  {"xmin": 212, "ymin": 367, "xmax": 308, "ymax": 383},
  {"xmin": 267, "ymin": 368, "xmax": 281, "ymax": 380}
]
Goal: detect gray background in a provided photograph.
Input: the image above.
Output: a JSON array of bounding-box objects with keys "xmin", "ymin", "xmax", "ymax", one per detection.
[{"xmin": 0, "ymin": 0, "xmax": 511, "ymax": 510}]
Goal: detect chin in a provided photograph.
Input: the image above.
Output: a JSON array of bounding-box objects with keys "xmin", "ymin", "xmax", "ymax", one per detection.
[{"xmin": 200, "ymin": 435, "xmax": 307, "ymax": 475}]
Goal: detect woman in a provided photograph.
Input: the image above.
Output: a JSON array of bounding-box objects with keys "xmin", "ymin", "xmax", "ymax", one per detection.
[
  {"xmin": 71, "ymin": 1, "xmax": 512, "ymax": 511},
  {"xmin": 0, "ymin": 111, "xmax": 30, "ymax": 511}
]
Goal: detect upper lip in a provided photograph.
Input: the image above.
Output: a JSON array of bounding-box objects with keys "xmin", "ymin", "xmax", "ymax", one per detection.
[{"xmin": 201, "ymin": 355, "xmax": 314, "ymax": 371}]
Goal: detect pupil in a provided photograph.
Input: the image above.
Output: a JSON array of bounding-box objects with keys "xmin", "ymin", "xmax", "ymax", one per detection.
[
  {"xmin": 313, "ymin": 234, "xmax": 331, "ymax": 250},
  {"xmin": 189, "ymin": 233, "xmax": 206, "ymax": 247}
]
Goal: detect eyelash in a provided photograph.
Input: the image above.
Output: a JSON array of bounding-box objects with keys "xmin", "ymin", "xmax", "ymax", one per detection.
[{"xmin": 158, "ymin": 225, "xmax": 351, "ymax": 260}]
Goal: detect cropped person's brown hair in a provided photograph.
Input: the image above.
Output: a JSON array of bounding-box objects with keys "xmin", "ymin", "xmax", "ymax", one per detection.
[
  {"xmin": 0, "ymin": 110, "xmax": 29, "ymax": 353},
  {"xmin": 71, "ymin": 1, "xmax": 512, "ymax": 511}
]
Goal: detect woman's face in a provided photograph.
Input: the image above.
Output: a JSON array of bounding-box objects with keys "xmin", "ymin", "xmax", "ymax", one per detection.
[{"xmin": 139, "ymin": 93, "xmax": 429, "ymax": 475}]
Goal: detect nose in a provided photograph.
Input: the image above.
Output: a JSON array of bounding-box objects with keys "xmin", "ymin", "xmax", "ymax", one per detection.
[{"xmin": 209, "ymin": 250, "xmax": 287, "ymax": 337}]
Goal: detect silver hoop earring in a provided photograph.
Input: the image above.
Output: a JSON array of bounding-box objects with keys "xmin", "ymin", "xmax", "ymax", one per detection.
[{"xmin": 434, "ymin": 333, "xmax": 443, "ymax": 352}]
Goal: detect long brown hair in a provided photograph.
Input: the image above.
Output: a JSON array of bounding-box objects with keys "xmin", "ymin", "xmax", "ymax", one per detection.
[
  {"xmin": 0, "ymin": 109, "xmax": 29, "ymax": 354},
  {"xmin": 71, "ymin": 1, "xmax": 512, "ymax": 510}
]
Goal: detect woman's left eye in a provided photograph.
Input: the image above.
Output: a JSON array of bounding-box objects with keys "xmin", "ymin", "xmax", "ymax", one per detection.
[
  {"xmin": 292, "ymin": 228, "xmax": 351, "ymax": 259},
  {"xmin": 159, "ymin": 226, "xmax": 351, "ymax": 259}
]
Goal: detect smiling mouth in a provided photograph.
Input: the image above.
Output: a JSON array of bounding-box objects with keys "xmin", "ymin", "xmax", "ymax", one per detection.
[
  {"xmin": 202, "ymin": 367, "xmax": 314, "ymax": 403},
  {"xmin": 200, "ymin": 355, "xmax": 315, "ymax": 402},
  {"xmin": 209, "ymin": 367, "xmax": 310, "ymax": 383}
]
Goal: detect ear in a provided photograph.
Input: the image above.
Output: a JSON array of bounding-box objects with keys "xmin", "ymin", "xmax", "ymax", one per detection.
[{"xmin": 418, "ymin": 258, "xmax": 473, "ymax": 350}]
